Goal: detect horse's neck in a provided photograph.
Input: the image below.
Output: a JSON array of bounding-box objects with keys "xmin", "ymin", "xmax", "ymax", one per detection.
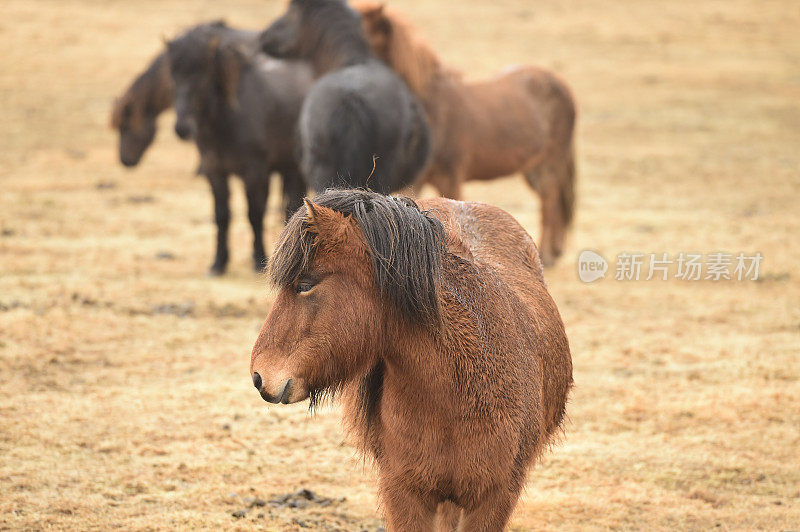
[{"xmin": 381, "ymin": 326, "xmax": 454, "ymax": 406}]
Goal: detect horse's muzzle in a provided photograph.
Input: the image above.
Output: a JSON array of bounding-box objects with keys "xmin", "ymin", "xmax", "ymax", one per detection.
[
  {"xmin": 253, "ymin": 373, "xmax": 293, "ymax": 404},
  {"xmin": 174, "ymin": 122, "xmax": 194, "ymax": 140}
]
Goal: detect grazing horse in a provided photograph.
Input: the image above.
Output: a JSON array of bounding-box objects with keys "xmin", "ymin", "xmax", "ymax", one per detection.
[
  {"xmin": 167, "ymin": 22, "xmax": 313, "ymax": 275},
  {"xmin": 259, "ymin": 0, "xmax": 430, "ymax": 194},
  {"xmin": 250, "ymin": 189, "xmax": 573, "ymax": 531},
  {"xmin": 110, "ymin": 51, "xmax": 174, "ymax": 167},
  {"xmin": 357, "ymin": 4, "xmax": 578, "ymax": 267}
]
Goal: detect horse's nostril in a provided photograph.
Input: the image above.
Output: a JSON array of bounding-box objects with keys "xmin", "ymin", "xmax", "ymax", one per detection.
[{"xmin": 252, "ymin": 372, "xmax": 262, "ymax": 390}]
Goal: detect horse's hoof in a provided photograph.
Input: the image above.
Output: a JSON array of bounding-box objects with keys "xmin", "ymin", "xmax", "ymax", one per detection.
[{"xmin": 207, "ymin": 265, "xmax": 226, "ymax": 277}]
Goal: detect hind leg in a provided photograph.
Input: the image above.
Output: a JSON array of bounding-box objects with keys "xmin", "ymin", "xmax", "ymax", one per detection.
[{"xmin": 435, "ymin": 501, "xmax": 462, "ymax": 531}]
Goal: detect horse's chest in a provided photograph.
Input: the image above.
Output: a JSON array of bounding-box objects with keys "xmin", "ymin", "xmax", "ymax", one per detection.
[{"xmin": 376, "ymin": 399, "xmax": 516, "ymax": 494}]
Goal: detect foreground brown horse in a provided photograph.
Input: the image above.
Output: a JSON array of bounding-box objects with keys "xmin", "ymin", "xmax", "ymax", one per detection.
[
  {"xmin": 357, "ymin": 3, "xmax": 577, "ymax": 267},
  {"xmin": 250, "ymin": 189, "xmax": 572, "ymax": 530}
]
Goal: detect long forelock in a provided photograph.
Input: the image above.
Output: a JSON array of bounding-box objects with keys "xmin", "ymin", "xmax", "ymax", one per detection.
[
  {"xmin": 267, "ymin": 211, "xmax": 317, "ymax": 289},
  {"xmin": 268, "ymin": 189, "xmax": 446, "ymax": 329}
]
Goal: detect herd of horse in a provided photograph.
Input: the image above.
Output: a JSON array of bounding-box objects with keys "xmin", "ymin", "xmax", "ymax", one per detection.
[
  {"xmin": 111, "ymin": 1, "xmax": 577, "ymax": 274},
  {"xmin": 111, "ymin": 1, "xmax": 574, "ymax": 529}
]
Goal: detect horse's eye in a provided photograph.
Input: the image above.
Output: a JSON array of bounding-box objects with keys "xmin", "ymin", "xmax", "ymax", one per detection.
[{"xmin": 296, "ymin": 278, "xmax": 316, "ymax": 294}]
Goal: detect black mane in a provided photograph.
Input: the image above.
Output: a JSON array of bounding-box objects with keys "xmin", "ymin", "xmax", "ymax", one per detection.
[{"xmin": 269, "ymin": 189, "xmax": 446, "ymax": 328}]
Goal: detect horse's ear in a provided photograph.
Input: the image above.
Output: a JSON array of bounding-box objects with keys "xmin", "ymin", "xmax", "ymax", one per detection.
[
  {"xmin": 214, "ymin": 43, "xmax": 242, "ymax": 108},
  {"xmin": 303, "ymin": 199, "xmax": 353, "ymax": 240},
  {"xmin": 303, "ymin": 198, "xmax": 320, "ymax": 230}
]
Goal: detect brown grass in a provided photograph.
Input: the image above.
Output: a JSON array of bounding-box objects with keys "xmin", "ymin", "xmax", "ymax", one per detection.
[{"xmin": 1, "ymin": 0, "xmax": 799, "ymax": 529}]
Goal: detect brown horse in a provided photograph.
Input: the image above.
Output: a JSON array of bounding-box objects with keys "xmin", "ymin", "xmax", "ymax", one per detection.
[
  {"xmin": 250, "ymin": 189, "xmax": 572, "ymax": 531},
  {"xmin": 356, "ymin": 3, "xmax": 577, "ymax": 267}
]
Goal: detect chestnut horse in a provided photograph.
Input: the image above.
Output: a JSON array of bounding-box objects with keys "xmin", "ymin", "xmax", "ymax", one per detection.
[
  {"xmin": 250, "ymin": 189, "xmax": 573, "ymax": 531},
  {"xmin": 357, "ymin": 3, "xmax": 577, "ymax": 267}
]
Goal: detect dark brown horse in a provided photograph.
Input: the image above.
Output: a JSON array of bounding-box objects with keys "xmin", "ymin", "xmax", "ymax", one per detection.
[
  {"xmin": 167, "ymin": 22, "xmax": 313, "ymax": 275},
  {"xmin": 250, "ymin": 189, "xmax": 573, "ymax": 530},
  {"xmin": 259, "ymin": 0, "xmax": 431, "ymax": 194},
  {"xmin": 357, "ymin": 4, "xmax": 577, "ymax": 267}
]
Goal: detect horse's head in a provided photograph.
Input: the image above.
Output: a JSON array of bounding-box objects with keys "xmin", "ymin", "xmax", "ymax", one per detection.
[
  {"xmin": 167, "ymin": 22, "xmax": 243, "ymax": 140},
  {"xmin": 250, "ymin": 190, "xmax": 445, "ymax": 406},
  {"xmin": 260, "ymin": 0, "xmax": 369, "ymax": 70},
  {"xmin": 111, "ymin": 95, "xmax": 157, "ymax": 167},
  {"xmin": 250, "ymin": 197, "xmax": 383, "ymax": 405}
]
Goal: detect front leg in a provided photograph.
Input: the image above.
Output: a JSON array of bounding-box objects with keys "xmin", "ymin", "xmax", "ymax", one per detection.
[
  {"xmin": 435, "ymin": 501, "xmax": 462, "ymax": 531},
  {"xmin": 244, "ymin": 173, "xmax": 270, "ymax": 272},
  {"xmin": 458, "ymin": 486, "xmax": 518, "ymax": 532},
  {"xmin": 427, "ymin": 169, "xmax": 463, "ymax": 200},
  {"xmin": 206, "ymin": 173, "xmax": 230, "ymax": 276},
  {"xmin": 380, "ymin": 477, "xmax": 437, "ymax": 532}
]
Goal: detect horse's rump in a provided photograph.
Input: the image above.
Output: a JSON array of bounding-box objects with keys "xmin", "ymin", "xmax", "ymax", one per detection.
[{"xmin": 300, "ymin": 62, "xmax": 429, "ymax": 192}]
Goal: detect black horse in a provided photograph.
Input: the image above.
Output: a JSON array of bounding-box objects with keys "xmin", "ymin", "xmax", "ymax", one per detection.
[
  {"xmin": 259, "ymin": 0, "xmax": 430, "ymax": 194},
  {"xmin": 167, "ymin": 22, "xmax": 313, "ymax": 275}
]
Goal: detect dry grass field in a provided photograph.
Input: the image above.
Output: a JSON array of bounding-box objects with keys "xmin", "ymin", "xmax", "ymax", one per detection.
[{"xmin": 1, "ymin": 0, "xmax": 799, "ymax": 529}]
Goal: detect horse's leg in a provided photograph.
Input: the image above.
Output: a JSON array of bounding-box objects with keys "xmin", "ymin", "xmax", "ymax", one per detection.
[
  {"xmin": 458, "ymin": 487, "xmax": 518, "ymax": 532},
  {"xmin": 429, "ymin": 170, "xmax": 463, "ymax": 200},
  {"xmin": 207, "ymin": 172, "xmax": 231, "ymax": 276},
  {"xmin": 380, "ymin": 479, "xmax": 436, "ymax": 531},
  {"xmin": 280, "ymin": 167, "xmax": 307, "ymax": 222},
  {"xmin": 435, "ymin": 501, "xmax": 462, "ymax": 532},
  {"xmin": 244, "ymin": 172, "xmax": 270, "ymax": 272}
]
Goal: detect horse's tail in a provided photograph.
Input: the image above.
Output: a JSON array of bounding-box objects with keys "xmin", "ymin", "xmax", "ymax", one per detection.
[
  {"xmin": 560, "ymin": 144, "xmax": 576, "ymax": 228},
  {"xmin": 525, "ymin": 68, "xmax": 577, "ymax": 229},
  {"xmin": 397, "ymin": 96, "xmax": 432, "ymax": 189}
]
